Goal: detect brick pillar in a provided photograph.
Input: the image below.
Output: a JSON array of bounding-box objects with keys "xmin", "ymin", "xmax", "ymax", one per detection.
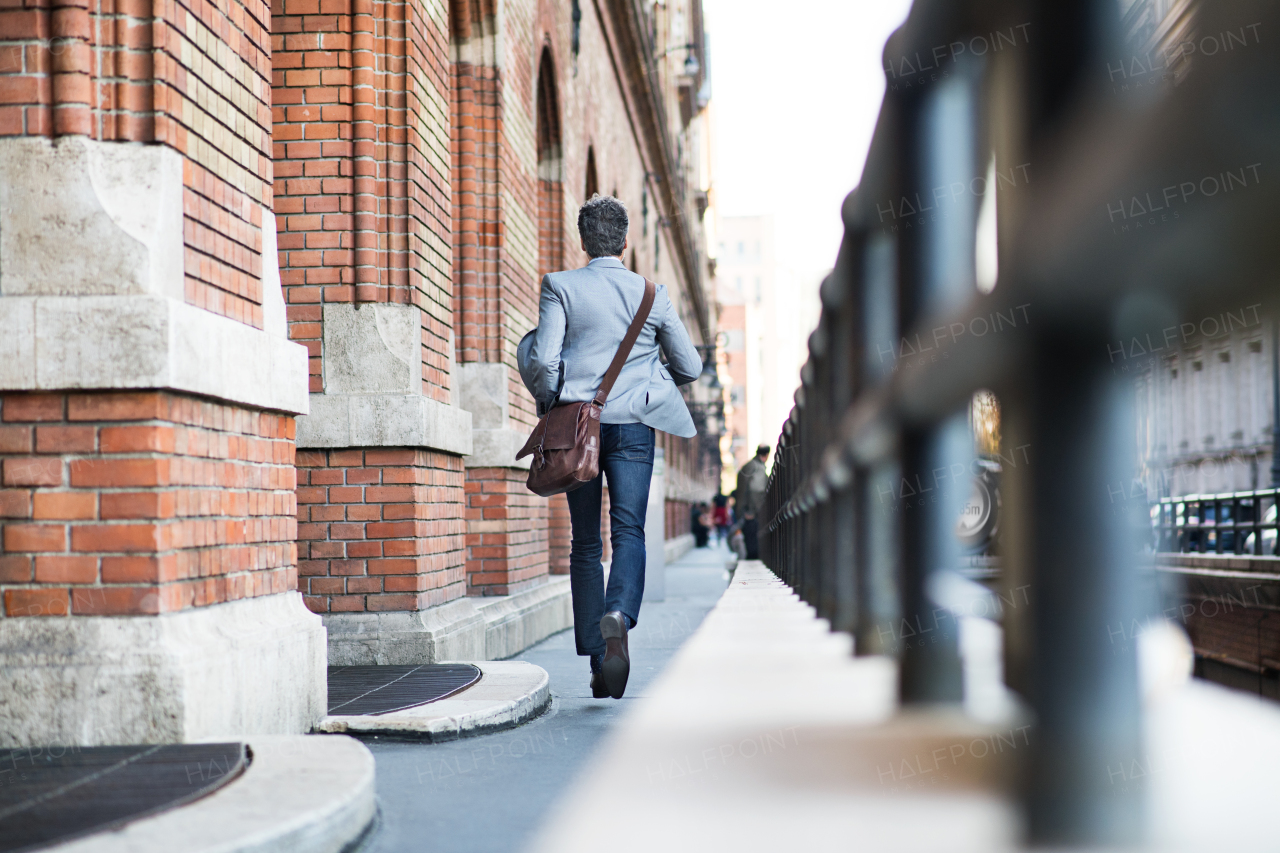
[
  {"xmin": 296, "ymin": 449, "xmax": 466, "ymax": 613},
  {"xmin": 548, "ymin": 493, "xmax": 571, "ymax": 574},
  {"xmin": 1, "ymin": 392, "xmax": 298, "ymax": 616},
  {"xmin": 0, "ymin": 0, "xmax": 322, "ymax": 746},
  {"xmin": 603, "ymin": 488, "xmax": 614, "ymax": 562},
  {"xmin": 465, "ymin": 467, "xmax": 548, "ymax": 595},
  {"xmin": 276, "ymin": 0, "xmax": 480, "ymax": 665},
  {"xmin": 450, "ymin": 3, "xmax": 553, "ymax": 595}
]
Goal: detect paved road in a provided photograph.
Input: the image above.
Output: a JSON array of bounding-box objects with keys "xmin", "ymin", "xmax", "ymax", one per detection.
[{"xmin": 363, "ymin": 543, "xmax": 733, "ymax": 853}]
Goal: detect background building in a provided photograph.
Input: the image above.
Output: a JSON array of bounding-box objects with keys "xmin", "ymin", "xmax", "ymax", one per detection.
[
  {"xmin": 1133, "ymin": 317, "xmax": 1277, "ymax": 498},
  {"xmin": 0, "ymin": 0, "xmax": 720, "ymax": 744},
  {"xmin": 1119, "ymin": 0, "xmax": 1277, "ymax": 498},
  {"xmin": 1117, "ymin": 0, "xmax": 1280, "ymax": 702},
  {"xmin": 716, "ymin": 215, "xmax": 821, "ymax": 474}
]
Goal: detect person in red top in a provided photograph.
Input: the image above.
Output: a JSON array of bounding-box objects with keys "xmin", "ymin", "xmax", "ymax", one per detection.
[{"xmin": 712, "ymin": 493, "xmax": 730, "ymax": 545}]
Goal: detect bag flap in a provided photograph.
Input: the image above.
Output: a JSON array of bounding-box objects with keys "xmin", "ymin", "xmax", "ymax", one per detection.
[
  {"xmin": 541, "ymin": 403, "xmax": 586, "ymax": 450},
  {"xmin": 515, "ymin": 422, "xmax": 542, "ymax": 459}
]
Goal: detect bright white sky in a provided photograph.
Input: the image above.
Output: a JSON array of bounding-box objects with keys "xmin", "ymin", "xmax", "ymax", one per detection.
[{"xmin": 705, "ymin": 0, "xmax": 913, "ymax": 279}]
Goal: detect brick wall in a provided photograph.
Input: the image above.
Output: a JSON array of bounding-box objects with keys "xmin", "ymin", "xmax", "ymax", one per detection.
[
  {"xmin": 273, "ymin": 0, "xmax": 464, "ymax": 618},
  {"xmin": 666, "ymin": 499, "xmax": 691, "ymax": 540},
  {"xmin": 464, "ymin": 466, "xmax": 548, "ymax": 595},
  {"xmin": 548, "ymin": 492, "xmax": 570, "ymax": 574},
  {"xmin": 450, "ymin": 0, "xmax": 502, "ymax": 365},
  {"xmin": 295, "ymin": 448, "xmax": 465, "ymax": 612},
  {"xmin": 0, "ymin": 0, "xmax": 274, "ymax": 328},
  {"xmin": 1186, "ymin": 597, "xmax": 1280, "ymax": 672},
  {"xmin": 601, "ymin": 488, "xmax": 611, "ymax": 563},
  {"xmin": 272, "ymin": 0, "xmax": 454, "ymax": 401},
  {"xmin": 0, "ymin": 392, "xmax": 297, "ymax": 617},
  {"xmin": 449, "ymin": 4, "xmax": 552, "ymax": 596}
]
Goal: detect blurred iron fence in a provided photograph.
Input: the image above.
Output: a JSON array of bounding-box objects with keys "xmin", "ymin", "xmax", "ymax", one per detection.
[
  {"xmin": 755, "ymin": 0, "xmax": 1280, "ymax": 845},
  {"xmin": 1154, "ymin": 489, "xmax": 1280, "ymax": 555}
]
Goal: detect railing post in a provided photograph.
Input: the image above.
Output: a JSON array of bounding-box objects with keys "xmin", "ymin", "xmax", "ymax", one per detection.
[
  {"xmin": 859, "ymin": 462, "xmax": 902, "ymax": 656},
  {"xmin": 855, "ymin": 230, "xmax": 901, "ymax": 657},
  {"xmin": 823, "ymin": 235, "xmax": 863, "ymax": 634},
  {"xmin": 894, "ymin": 62, "xmax": 981, "ymax": 705},
  {"xmin": 1023, "ymin": 331, "xmax": 1145, "ymax": 845}
]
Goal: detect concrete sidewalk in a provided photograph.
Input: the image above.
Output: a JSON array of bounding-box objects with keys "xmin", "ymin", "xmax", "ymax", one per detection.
[{"xmin": 361, "ymin": 544, "xmax": 734, "ymax": 853}]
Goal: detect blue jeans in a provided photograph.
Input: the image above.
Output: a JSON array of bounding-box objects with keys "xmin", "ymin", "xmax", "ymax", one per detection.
[{"xmin": 565, "ymin": 422, "xmax": 654, "ymax": 657}]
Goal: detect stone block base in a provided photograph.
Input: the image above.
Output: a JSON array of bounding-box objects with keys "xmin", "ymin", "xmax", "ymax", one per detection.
[
  {"xmin": 0, "ymin": 591, "xmax": 326, "ymax": 746},
  {"xmin": 324, "ymin": 574, "xmax": 572, "ymax": 664}
]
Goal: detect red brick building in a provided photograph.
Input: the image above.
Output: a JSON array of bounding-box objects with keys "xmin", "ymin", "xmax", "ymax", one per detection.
[{"xmin": 0, "ymin": 0, "xmax": 719, "ymax": 742}]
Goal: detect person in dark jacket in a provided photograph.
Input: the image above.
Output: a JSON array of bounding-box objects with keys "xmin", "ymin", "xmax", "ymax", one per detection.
[
  {"xmin": 691, "ymin": 502, "xmax": 711, "ymax": 548},
  {"xmin": 734, "ymin": 444, "xmax": 771, "ymax": 560}
]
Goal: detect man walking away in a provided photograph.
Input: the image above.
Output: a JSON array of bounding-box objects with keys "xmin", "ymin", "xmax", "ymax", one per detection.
[
  {"xmin": 734, "ymin": 444, "xmax": 771, "ymax": 560},
  {"xmin": 523, "ymin": 195, "xmax": 702, "ymax": 700}
]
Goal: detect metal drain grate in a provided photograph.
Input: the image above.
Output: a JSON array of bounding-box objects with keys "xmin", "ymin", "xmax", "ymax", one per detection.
[
  {"xmin": 0, "ymin": 742, "xmax": 245, "ymax": 853},
  {"xmin": 327, "ymin": 664, "xmax": 482, "ymax": 716}
]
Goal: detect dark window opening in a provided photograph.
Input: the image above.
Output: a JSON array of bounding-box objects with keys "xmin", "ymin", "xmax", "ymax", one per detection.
[{"xmin": 585, "ymin": 146, "xmax": 598, "ymax": 201}]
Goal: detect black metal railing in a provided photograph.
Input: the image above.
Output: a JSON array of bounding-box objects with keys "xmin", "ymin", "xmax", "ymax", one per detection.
[
  {"xmin": 755, "ymin": 0, "xmax": 1279, "ymax": 846},
  {"xmin": 1155, "ymin": 489, "xmax": 1280, "ymax": 555}
]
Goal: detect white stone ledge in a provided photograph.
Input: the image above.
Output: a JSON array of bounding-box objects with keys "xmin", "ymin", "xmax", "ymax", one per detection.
[
  {"xmin": 50, "ymin": 735, "xmax": 375, "ymax": 853},
  {"xmin": 527, "ymin": 563, "xmax": 1024, "ymax": 853},
  {"xmin": 0, "ymin": 592, "xmax": 326, "ymax": 746},
  {"xmin": 317, "ymin": 660, "xmax": 550, "ymax": 741},
  {"xmin": 296, "ymin": 392, "xmax": 473, "ymax": 455},
  {"xmin": 0, "ymin": 295, "xmax": 309, "ymax": 415},
  {"xmin": 528, "ymin": 562, "xmax": 1280, "ymax": 851},
  {"xmin": 324, "ymin": 575, "xmax": 572, "ymax": 665},
  {"xmin": 465, "ymin": 427, "xmax": 532, "ymax": 469}
]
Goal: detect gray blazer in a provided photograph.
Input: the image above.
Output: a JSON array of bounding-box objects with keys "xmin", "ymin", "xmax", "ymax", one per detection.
[{"xmin": 520, "ymin": 257, "xmax": 702, "ymax": 438}]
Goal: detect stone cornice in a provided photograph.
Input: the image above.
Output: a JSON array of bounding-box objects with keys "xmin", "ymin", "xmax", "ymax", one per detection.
[{"xmin": 0, "ymin": 295, "xmax": 310, "ymax": 416}]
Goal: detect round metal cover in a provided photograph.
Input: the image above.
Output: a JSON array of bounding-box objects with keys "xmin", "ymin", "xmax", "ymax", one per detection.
[
  {"xmin": 0, "ymin": 742, "xmax": 245, "ymax": 853},
  {"xmin": 327, "ymin": 664, "xmax": 482, "ymax": 716}
]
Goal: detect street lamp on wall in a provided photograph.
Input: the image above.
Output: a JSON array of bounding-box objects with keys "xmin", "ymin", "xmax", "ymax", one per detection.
[
  {"xmin": 571, "ymin": 0, "xmax": 581, "ymax": 59},
  {"xmin": 655, "ymin": 42, "xmax": 701, "ymax": 77}
]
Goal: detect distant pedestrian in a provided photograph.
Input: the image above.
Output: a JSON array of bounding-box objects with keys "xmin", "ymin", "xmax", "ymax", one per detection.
[
  {"xmin": 521, "ymin": 195, "xmax": 702, "ymax": 701},
  {"xmin": 733, "ymin": 444, "xmax": 771, "ymax": 560},
  {"xmin": 712, "ymin": 493, "xmax": 730, "ymax": 544},
  {"xmin": 691, "ymin": 502, "xmax": 711, "ymax": 548}
]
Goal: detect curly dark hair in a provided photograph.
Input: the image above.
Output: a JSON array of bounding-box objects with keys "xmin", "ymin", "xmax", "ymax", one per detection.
[{"xmin": 577, "ymin": 194, "xmax": 629, "ymax": 258}]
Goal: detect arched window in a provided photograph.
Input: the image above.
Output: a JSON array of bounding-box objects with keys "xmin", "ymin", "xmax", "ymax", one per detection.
[
  {"xmin": 536, "ymin": 47, "xmax": 564, "ymax": 276},
  {"xmin": 585, "ymin": 146, "xmax": 599, "ymax": 201}
]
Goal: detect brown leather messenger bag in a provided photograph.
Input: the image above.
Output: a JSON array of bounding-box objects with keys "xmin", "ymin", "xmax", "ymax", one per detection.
[{"xmin": 516, "ymin": 278, "xmax": 656, "ymax": 497}]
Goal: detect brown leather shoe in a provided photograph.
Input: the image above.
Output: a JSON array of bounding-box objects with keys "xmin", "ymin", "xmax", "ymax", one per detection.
[
  {"xmin": 599, "ymin": 611, "xmax": 630, "ymax": 699},
  {"xmin": 590, "ymin": 671, "xmax": 609, "ymax": 699}
]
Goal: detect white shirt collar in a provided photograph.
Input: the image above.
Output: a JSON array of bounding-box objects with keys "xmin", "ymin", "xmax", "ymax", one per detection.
[{"xmin": 587, "ymin": 256, "xmax": 626, "ymax": 269}]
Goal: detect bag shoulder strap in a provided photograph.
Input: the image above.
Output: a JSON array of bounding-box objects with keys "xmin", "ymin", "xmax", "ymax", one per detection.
[{"xmin": 592, "ymin": 278, "xmax": 657, "ymax": 407}]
